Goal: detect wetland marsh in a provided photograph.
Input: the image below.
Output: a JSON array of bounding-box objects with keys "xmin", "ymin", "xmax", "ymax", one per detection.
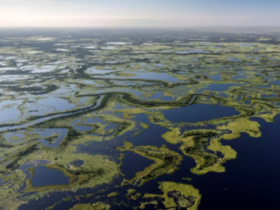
[{"xmin": 0, "ymin": 28, "xmax": 280, "ymax": 209}]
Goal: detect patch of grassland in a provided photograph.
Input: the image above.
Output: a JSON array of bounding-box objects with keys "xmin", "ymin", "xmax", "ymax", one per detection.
[
  {"xmin": 159, "ymin": 182, "xmax": 201, "ymax": 210},
  {"xmin": 218, "ymin": 118, "xmax": 261, "ymax": 140}
]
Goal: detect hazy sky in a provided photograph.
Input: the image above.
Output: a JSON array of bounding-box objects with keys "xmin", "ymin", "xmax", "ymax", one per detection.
[{"xmin": 0, "ymin": 0, "xmax": 280, "ymax": 27}]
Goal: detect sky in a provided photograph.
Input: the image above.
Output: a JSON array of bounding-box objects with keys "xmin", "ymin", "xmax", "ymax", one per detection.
[{"xmin": 0, "ymin": 0, "xmax": 280, "ymax": 27}]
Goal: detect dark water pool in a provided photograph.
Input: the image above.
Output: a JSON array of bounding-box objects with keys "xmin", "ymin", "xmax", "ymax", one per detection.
[
  {"xmin": 163, "ymin": 104, "xmax": 239, "ymax": 123},
  {"xmin": 32, "ymin": 166, "xmax": 70, "ymax": 187},
  {"xmin": 129, "ymin": 114, "xmax": 168, "ymax": 146},
  {"xmin": 121, "ymin": 151, "xmax": 154, "ymax": 180},
  {"xmin": 128, "ymin": 114, "xmax": 184, "ymax": 153},
  {"xmin": 271, "ymin": 80, "xmax": 280, "ymax": 86}
]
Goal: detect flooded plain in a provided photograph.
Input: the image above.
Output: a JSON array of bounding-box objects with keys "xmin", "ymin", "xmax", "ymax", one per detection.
[{"xmin": 0, "ymin": 28, "xmax": 280, "ymax": 210}]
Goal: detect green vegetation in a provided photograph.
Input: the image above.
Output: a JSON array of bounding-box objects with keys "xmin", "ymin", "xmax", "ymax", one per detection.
[
  {"xmin": 159, "ymin": 182, "xmax": 201, "ymax": 210},
  {"xmin": 107, "ymin": 192, "xmax": 119, "ymax": 197},
  {"xmin": 217, "ymin": 118, "xmax": 261, "ymax": 140}
]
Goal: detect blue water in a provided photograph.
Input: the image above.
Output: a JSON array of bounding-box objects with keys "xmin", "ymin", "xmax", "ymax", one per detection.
[
  {"xmin": 131, "ymin": 72, "xmax": 178, "ymax": 83},
  {"xmin": 163, "ymin": 104, "xmax": 239, "ymax": 123},
  {"xmin": 261, "ymin": 94, "xmax": 276, "ymax": 98},
  {"xmin": 271, "ymin": 80, "xmax": 280, "ymax": 86},
  {"xmin": 210, "ymin": 74, "xmax": 221, "ymax": 81},
  {"xmin": 0, "ymin": 100, "xmax": 21, "ymax": 124},
  {"xmin": 121, "ymin": 151, "xmax": 154, "ymax": 180},
  {"xmin": 208, "ymin": 84, "xmax": 246, "ymax": 91},
  {"xmin": 127, "ymin": 114, "xmax": 183, "ymax": 156},
  {"xmin": 38, "ymin": 97, "xmax": 76, "ymax": 112},
  {"xmin": 83, "ymin": 117, "xmax": 107, "ymax": 125},
  {"xmin": 195, "ymin": 115, "xmax": 280, "ymax": 210},
  {"xmin": 39, "ymin": 128, "xmax": 68, "ymax": 148},
  {"xmin": 151, "ymin": 92, "xmax": 173, "ymax": 101},
  {"xmin": 101, "ymin": 72, "xmax": 179, "ymax": 83},
  {"xmin": 72, "ymin": 119, "xmax": 93, "ymax": 132},
  {"xmin": 258, "ymin": 85, "xmax": 271, "ymax": 88},
  {"xmin": 130, "ymin": 114, "xmax": 169, "ymax": 147},
  {"xmin": 32, "ymin": 166, "xmax": 70, "ymax": 187},
  {"xmin": 233, "ymin": 75, "xmax": 246, "ymax": 80}
]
